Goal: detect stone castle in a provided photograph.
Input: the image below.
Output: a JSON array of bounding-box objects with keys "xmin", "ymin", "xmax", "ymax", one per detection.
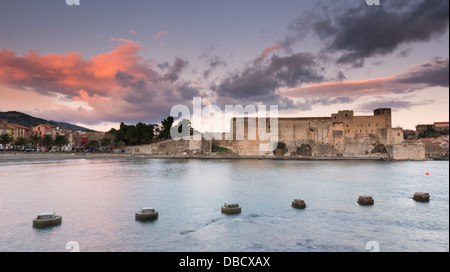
[{"xmin": 126, "ymin": 108, "xmax": 425, "ymax": 161}]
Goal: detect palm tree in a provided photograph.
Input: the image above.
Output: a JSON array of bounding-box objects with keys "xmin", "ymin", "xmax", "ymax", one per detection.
[
  {"xmin": 29, "ymin": 135, "xmax": 41, "ymax": 150},
  {"xmin": 86, "ymin": 139, "xmax": 100, "ymax": 152},
  {"xmin": 100, "ymin": 137, "xmax": 113, "ymax": 152},
  {"xmin": 54, "ymin": 134, "xmax": 69, "ymax": 152},
  {"xmin": 42, "ymin": 134, "xmax": 54, "ymax": 151},
  {"xmin": 14, "ymin": 137, "xmax": 27, "ymax": 151},
  {"xmin": 1, "ymin": 134, "xmax": 13, "ymax": 150}
]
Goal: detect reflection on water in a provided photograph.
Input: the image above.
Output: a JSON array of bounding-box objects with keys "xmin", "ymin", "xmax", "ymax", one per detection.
[{"xmin": 0, "ymin": 158, "xmax": 448, "ymax": 252}]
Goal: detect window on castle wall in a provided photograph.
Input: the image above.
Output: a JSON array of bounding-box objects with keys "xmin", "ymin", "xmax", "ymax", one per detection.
[{"xmin": 345, "ymin": 114, "xmax": 348, "ymax": 117}]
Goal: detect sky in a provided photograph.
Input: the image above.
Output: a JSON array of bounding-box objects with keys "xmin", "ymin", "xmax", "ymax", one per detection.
[{"xmin": 0, "ymin": 0, "xmax": 448, "ymax": 132}]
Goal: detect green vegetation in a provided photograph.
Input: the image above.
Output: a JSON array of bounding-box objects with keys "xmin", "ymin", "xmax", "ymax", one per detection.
[
  {"xmin": 158, "ymin": 116, "xmax": 174, "ymax": 139},
  {"xmin": 54, "ymin": 135, "xmax": 69, "ymax": 151},
  {"xmin": 42, "ymin": 135, "xmax": 54, "ymax": 150},
  {"xmin": 100, "ymin": 137, "xmax": 113, "ymax": 151},
  {"xmin": 14, "ymin": 137, "xmax": 27, "ymax": 149},
  {"xmin": 108, "ymin": 116, "xmax": 196, "ymax": 146},
  {"xmin": 29, "ymin": 135, "xmax": 41, "ymax": 149},
  {"xmin": 86, "ymin": 139, "xmax": 100, "ymax": 150},
  {"xmin": 109, "ymin": 122, "xmax": 154, "ymax": 146},
  {"xmin": 418, "ymin": 128, "xmax": 449, "ymax": 139},
  {"xmin": 211, "ymin": 146, "xmax": 230, "ymax": 153},
  {"xmin": 1, "ymin": 134, "xmax": 13, "ymax": 149}
]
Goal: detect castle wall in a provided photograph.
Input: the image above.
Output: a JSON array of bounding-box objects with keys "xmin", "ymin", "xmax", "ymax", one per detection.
[
  {"xmin": 388, "ymin": 142, "xmax": 426, "ymax": 161},
  {"xmin": 125, "ymin": 108, "xmax": 423, "ymax": 160},
  {"xmin": 125, "ymin": 137, "xmax": 210, "ymax": 155}
]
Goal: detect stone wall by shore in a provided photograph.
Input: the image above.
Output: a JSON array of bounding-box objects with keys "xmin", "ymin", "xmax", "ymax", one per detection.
[{"xmin": 123, "ymin": 137, "xmax": 426, "ymax": 161}]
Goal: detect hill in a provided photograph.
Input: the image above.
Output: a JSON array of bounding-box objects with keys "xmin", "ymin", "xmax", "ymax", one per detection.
[{"xmin": 0, "ymin": 111, "xmax": 97, "ymax": 132}]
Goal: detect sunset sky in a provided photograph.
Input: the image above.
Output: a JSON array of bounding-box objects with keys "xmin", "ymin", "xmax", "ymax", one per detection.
[{"xmin": 0, "ymin": 0, "xmax": 448, "ymax": 131}]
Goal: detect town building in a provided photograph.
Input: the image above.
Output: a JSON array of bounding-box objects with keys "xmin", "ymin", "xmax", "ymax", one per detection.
[
  {"xmin": 32, "ymin": 124, "xmax": 56, "ymax": 137},
  {"xmin": 73, "ymin": 135, "xmax": 89, "ymax": 150},
  {"xmin": 0, "ymin": 124, "xmax": 15, "ymax": 137},
  {"xmin": 403, "ymin": 129, "xmax": 416, "ymax": 140},
  {"xmin": 433, "ymin": 122, "xmax": 449, "ymax": 133},
  {"xmin": 416, "ymin": 122, "xmax": 449, "ymax": 138},
  {"xmin": 8, "ymin": 123, "xmax": 32, "ymax": 139}
]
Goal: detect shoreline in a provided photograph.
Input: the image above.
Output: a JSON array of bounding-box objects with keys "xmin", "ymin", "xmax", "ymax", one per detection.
[{"xmin": 0, "ymin": 152, "xmax": 446, "ymax": 163}]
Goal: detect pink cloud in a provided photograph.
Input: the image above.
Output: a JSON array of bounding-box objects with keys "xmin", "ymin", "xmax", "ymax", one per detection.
[
  {"xmin": 110, "ymin": 37, "xmax": 139, "ymax": 44},
  {"xmin": 282, "ymin": 77, "xmax": 394, "ymax": 98},
  {"xmin": 0, "ymin": 44, "xmax": 199, "ymax": 126},
  {"xmin": 130, "ymin": 30, "xmax": 137, "ymax": 34},
  {"xmin": 256, "ymin": 43, "xmax": 284, "ymax": 62},
  {"xmin": 152, "ymin": 30, "xmax": 170, "ymax": 40},
  {"xmin": 282, "ymin": 58, "xmax": 448, "ymax": 99}
]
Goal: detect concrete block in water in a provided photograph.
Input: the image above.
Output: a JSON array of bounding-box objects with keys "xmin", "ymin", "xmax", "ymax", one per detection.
[
  {"xmin": 292, "ymin": 199, "xmax": 306, "ymax": 209},
  {"xmin": 32, "ymin": 212, "xmax": 62, "ymax": 228},
  {"xmin": 135, "ymin": 208, "xmax": 159, "ymax": 221},
  {"xmin": 413, "ymin": 192, "xmax": 430, "ymax": 202},
  {"xmin": 221, "ymin": 203, "xmax": 241, "ymax": 214},
  {"xmin": 357, "ymin": 196, "xmax": 374, "ymax": 205}
]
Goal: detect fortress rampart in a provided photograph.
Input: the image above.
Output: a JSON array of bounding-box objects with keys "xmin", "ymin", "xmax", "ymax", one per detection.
[{"xmin": 125, "ymin": 108, "xmax": 425, "ymax": 161}]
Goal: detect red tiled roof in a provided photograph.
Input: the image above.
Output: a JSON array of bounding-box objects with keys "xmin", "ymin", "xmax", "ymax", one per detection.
[
  {"xmin": 434, "ymin": 122, "xmax": 449, "ymax": 126},
  {"xmin": 8, "ymin": 123, "xmax": 31, "ymax": 129},
  {"xmin": 0, "ymin": 126, "xmax": 16, "ymax": 130}
]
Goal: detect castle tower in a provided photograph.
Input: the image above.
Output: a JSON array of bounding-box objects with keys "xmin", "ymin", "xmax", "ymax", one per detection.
[{"xmin": 374, "ymin": 108, "xmax": 392, "ymax": 129}]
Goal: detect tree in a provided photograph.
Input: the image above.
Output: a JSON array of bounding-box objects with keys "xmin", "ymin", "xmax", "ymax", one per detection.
[
  {"xmin": 135, "ymin": 122, "xmax": 154, "ymax": 144},
  {"xmin": 14, "ymin": 137, "xmax": 27, "ymax": 150},
  {"xmin": 158, "ymin": 116, "xmax": 174, "ymax": 139},
  {"xmin": 86, "ymin": 139, "xmax": 100, "ymax": 151},
  {"xmin": 42, "ymin": 134, "xmax": 54, "ymax": 151},
  {"xmin": 100, "ymin": 137, "xmax": 113, "ymax": 152},
  {"xmin": 54, "ymin": 134, "xmax": 69, "ymax": 152},
  {"xmin": 109, "ymin": 122, "xmax": 154, "ymax": 146},
  {"xmin": 1, "ymin": 134, "xmax": 13, "ymax": 150},
  {"xmin": 29, "ymin": 135, "xmax": 41, "ymax": 149},
  {"xmin": 114, "ymin": 140, "xmax": 126, "ymax": 150}
]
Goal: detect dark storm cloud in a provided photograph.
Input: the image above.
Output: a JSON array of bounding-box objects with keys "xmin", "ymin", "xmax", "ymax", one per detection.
[
  {"xmin": 288, "ymin": 0, "xmax": 449, "ymax": 67},
  {"xmin": 395, "ymin": 57, "xmax": 449, "ymax": 87},
  {"xmin": 357, "ymin": 99, "xmax": 435, "ymax": 113},
  {"xmin": 202, "ymin": 55, "xmax": 227, "ymax": 79},
  {"xmin": 115, "ymin": 70, "xmax": 147, "ymax": 90},
  {"xmin": 158, "ymin": 57, "xmax": 189, "ymax": 82},
  {"xmin": 213, "ymin": 52, "xmax": 325, "ymax": 109}
]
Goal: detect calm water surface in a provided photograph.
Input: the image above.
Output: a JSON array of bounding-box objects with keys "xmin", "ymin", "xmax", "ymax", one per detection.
[{"xmin": 0, "ymin": 158, "xmax": 448, "ymax": 252}]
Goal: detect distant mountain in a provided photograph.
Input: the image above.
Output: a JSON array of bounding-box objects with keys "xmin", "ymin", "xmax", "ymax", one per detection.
[
  {"xmin": 49, "ymin": 120, "xmax": 97, "ymax": 132},
  {"xmin": 0, "ymin": 111, "xmax": 97, "ymax": 132}
]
